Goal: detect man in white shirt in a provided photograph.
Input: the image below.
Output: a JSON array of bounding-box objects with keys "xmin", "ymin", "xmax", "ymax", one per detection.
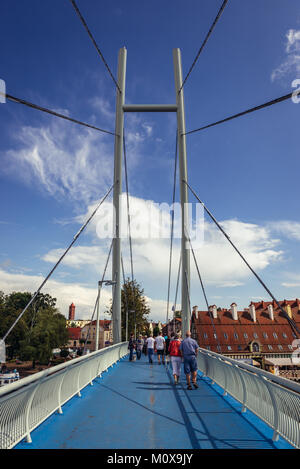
[
  {"xmin": 155, "ymin": 332, "xmax": 165, "ymax": 365},
  {"xmin": 146, "ymin": 334, "xmax": 155, "ymax": 364}
]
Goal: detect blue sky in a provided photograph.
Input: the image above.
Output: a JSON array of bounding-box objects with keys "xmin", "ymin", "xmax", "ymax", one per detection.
[{"xmin": 0, "ymin": 0, "xmax": 300, "ymax": 322}]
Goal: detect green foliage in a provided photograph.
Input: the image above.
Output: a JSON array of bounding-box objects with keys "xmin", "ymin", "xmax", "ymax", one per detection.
[
  {"xmin": 121, "ymin": 279, "xmax": 150, "ymax": 340},
  {"xmin": 0, "ymin": 291, "xmax": 69, "ymax": 366},
  {"xmin": 153, "ymin": 325, "xmax": 160, "ymax": 337},
  {"xmin": 107, "ymin": 279, "xmax": 150, "ymax": 341}
]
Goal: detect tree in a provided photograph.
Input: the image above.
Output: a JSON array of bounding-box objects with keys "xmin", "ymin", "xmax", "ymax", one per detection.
[
  {"xmin": 107, "ymin": 279, "xmax": 150, "ymax": 341},
  {"xmin": 121, "ymin": 279, "xmax": 150, "ymax": 340},
  {"xmin": 0, "ymin": 291, "xmax": 69, "ymax": 366}
]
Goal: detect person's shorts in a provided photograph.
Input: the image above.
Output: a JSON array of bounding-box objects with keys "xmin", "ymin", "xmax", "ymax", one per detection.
[
  {"xmin": 183, "ymin": 355, "xmax": 197, "ymax": 374},
  {"xmin": 157, "ymin": 349, "xmax": 164, "ymax": 355}
]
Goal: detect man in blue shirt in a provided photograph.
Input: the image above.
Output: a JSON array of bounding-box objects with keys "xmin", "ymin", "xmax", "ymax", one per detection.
[{"xmin": 180, "ymin": 331, "xmax": 199, "ymax": 390}]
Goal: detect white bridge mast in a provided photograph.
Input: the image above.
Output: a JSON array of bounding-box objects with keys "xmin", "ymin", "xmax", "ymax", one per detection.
[{"xmin": 112, "ymin": 47, "xmax": 190, "ymax": 343}]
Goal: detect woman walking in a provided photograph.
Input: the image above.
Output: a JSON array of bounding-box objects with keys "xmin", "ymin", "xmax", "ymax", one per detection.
[{"xmin": 168, "ymin": 334, "xmax": 182, "ymax": 385}]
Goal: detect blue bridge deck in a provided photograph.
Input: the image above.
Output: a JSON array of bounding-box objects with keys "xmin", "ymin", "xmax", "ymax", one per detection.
[{"xmin": 15, "ymin": 354, "xmax": 293, "ymax": 449}]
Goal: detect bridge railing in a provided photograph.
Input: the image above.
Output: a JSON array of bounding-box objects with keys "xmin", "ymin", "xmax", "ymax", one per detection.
[
  {"xmin": 197, "ymin": 348, "xmax": 300, "ymax": 449},
  {"xmin": 0, "ymin": 342, "xmax": 128, "ymax": 449}
]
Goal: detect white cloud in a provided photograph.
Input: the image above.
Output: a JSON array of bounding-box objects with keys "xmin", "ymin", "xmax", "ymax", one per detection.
[
  {"xmin": 267, "ymin": 220, "xmax": 300, "ymax": 241},
  {"xmin": 42, "ymin": 195, "xmax": 284, "ymax": 293},
  {"xmin": 0, "ymin": 268, "xmax": 112, "ymax": 319},
  {"xmin": 145, "ymin": 297, "xmax": 168, "ymax": 322},
  {"xmin": 271, "ymin": 29, "xmax": 300, "ymax": 82},
  {"xmin": 41, "ymin": 245, "xmax": 108, "ymax": 270},
  {"xmin": 142, "ymin": 123, "xmax": 153, "ymax": 136},
  {"xmin": 3, "ymin": 120, "xmax": 114, "ymax": 206},
  {"xmin": 0, "ymin": 198, "xmax": 287, "ymax": 325},
  {"xmin": 2, "ymin": 102, "xmax": 155, "ymax": 208}
]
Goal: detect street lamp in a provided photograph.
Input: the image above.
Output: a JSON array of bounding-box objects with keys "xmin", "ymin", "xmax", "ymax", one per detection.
[
  {"xmin": 95, "ymin": 279, "xmax": 116, "ymax": 351},
  {"xmin": 130, "ymin": 309, "xmax": 136, "ymax": 338}
]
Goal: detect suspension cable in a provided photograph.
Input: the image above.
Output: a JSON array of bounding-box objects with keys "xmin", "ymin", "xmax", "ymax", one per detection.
[
  {"xmin": 0, "ymin": 92, "xmax": 116, "ymax": 136},
  {"xmin": 121, "ymin": 253, "xmax": 130, "ymax": 341},
  {"xmin": 184, "ymin": 91, "xmax": 296, "ymax": 135},
  {"xmin": 122, "ymin": 131, "xmax": 138, "ymax": 336},
  {"xmin": 172, "ymin": 253, "xmax": 181, "ymax": 333},
  {"xmin": 185, "ymin": 224, "xmax": 223, "ymax": 352},
  {"xmin": 184, "ymin": 179, "xmax": 300, "ymax": 337},
  {"xmin": 2, "ymin": 183, "xmax": 115, "ymax": 342},
  {"xmin": 123, "ymin": 129, "xmax": 136, "ymax": 330},
  {"xmin": 184, "ymin": 270, "xmax": 192, "ymax": 321},
  {"xmin": 83, "ymin": 239, "xmax": 113, "ymax": 351},
  {"xmin": 69, "ymin": 0, "xmax": 121, "ymax": 93},
  {"xmin": 179, "ymin": 0, "xmax": 229, "ymax": 93},
  {"xmin": 166, "ymin": 133, "xmax": 178, "ymax": 324},
  {"xmin": 123, "ymin": 132, "xmax": 134, "ymax": 285}
]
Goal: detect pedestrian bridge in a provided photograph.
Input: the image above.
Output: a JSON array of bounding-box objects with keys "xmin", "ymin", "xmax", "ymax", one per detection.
[{"xmin": 0, "ymin": 343, "xmax": 298, "ymax": 449}]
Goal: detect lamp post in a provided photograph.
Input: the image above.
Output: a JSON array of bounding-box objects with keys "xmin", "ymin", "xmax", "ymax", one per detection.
[
  {"xmin": 130, "ymin": 309, "xmax": 136, "ymax": 338},
  {"xmin": 95, "ymin": 280, "xmax": 116, "ymax": 351}
]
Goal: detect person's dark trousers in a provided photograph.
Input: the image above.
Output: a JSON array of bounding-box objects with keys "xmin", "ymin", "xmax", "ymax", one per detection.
[
  {"xmin": 129, "ymin": 348, "xmax": 134, "ymax": 361},
  {"xmin": 148, "ymin": 348, "xmax": 154, "ymax": 363},
  {"xmin": 137, "ymin": 349, "xmax": 142, "ymax": 360}
]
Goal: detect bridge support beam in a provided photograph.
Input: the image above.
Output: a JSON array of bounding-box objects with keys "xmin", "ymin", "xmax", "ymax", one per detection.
[
  {"xmin": 173, "ymin": 48, "xmax": 190, "ymax": 339},
  {"xmin": 112, "ymin": 47, "xmax": 127, "ymax": 345},
  {"xmin": 111, "ymin": 48, "xmax": 190, "ymax": 342}
]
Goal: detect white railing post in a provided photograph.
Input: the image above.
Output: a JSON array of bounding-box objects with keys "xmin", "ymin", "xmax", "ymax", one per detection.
[
  {"xmin": 260, "ymin": 375, "xmax": 280, "ymax": 441},
  {"xmin": 57, "ymin": 369, "xmax": 68, "ymax": 415},
  {"xmin": 234, "ymin": 365, "xmax": 247, "ymax": 412},
  {"xmin": 220, "ymin": 358, "xmax": 228, "ymax": 396},
  {"xmin": 76, "ymin": 364, "xmax": 82, "ymax": 397},
  {"xmin": 24, "ymin": 380, "xmax": 43, "ymax": 443}
]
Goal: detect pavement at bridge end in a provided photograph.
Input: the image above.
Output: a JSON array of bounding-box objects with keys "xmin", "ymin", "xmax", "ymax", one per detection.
[{"xmin": 15, "ymin": 354, "xmax": 293, "ymax": 449}]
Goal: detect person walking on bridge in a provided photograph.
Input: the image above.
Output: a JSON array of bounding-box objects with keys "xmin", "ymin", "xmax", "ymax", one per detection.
[
  {"xmin": 143, "ymin": 335, "xmax": 148, "ymax": 356},
  {"xmin": 136, "ymin": 335, "xmax": 144, "ymax": 360},
  {"xmin": 128, "ymin": 333, "xmax": 136, "ymax": 362},
  {"xmin": 168, "ymin": 334, "xmax": 182, "ymax": 385},
  {"xmin": 180, "ymin": 331, "xmax": 199, "ymax": 390},
  {"xmin": 155, "ymin": 331, "xmax": 165, "ymax": 365},
  {"xmin": 146, "ymin": 334, "xmax": 155, "ymax": 364}
]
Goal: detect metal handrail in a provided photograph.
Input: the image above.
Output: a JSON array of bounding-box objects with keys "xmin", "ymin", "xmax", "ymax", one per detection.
[
  {"xmin": 197, "ymin": 348, "xmax": 300, "ymax": 448},
  {"xmin": 0, "ymin": 342, "xmax": 128, "ymax": 449}
]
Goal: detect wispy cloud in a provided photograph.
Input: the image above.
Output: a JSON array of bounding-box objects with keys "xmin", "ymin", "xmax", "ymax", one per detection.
[
  {"xmin": 271, "ymin": 29, "xmax": 300, "ymax": 82},
  {"xmin": 267, "ymin": 220, "xmax": 300, "ymax": 241},
  {"xmin": 3, "ymin": 120, "xmax": 114, "ymax": 206},
  {"xmin": 2, "ymin": 101, "xmax": 157, "ymax": 209}
]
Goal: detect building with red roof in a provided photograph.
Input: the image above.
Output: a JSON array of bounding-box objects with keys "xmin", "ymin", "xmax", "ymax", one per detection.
[
  {"xmin": 189, "ymin": 300, "xmax": 300, "ymax": 379},
  {"xmin": 67, "ymin": 327, "xmax": 81, "ymax": 349},
  {"xmin": 81, "ymin": 320, "xmax": 113, "ymax": 351}
]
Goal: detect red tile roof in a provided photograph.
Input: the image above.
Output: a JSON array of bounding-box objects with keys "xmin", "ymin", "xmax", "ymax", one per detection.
[{"xmin": 191, "ymin": 299, "xmax": 300, "ymax": 354}]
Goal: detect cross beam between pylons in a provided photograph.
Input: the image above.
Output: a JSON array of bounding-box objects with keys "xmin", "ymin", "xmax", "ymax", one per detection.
[{"xmin": 112, "ymin": 47, "xmax": 190, "ymax": 344}]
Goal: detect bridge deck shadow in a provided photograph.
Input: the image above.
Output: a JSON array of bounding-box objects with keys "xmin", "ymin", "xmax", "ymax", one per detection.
[{"xmin": 15, "ymin": 354, "xmax": 293, "ymax": 449}]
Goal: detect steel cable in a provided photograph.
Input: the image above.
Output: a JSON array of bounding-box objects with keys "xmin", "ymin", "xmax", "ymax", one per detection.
[
  {"xmin": 184, "ymin": 179, "xmax": 300, "ymax": 337},
  {"xmin": 179, "ymin": 0, "xmax": 229, "ymax": 93},
  {"xmin": 185, "ymin": 92, "xmax": 297, "ymax": 136},
  {"xmin": 1, "ymin": 92, "xmax": 116, "ymax": 136},
  {"xmin": 123, "ymin": 132, "xmax": 134, "ymax": 285},
  {"xmin": 166, "ymin": 133, "xmax": 178, "ymax": 324},
  {"xmin": 185, "ymin": 224, "xmax": 222, "ymax": 351},
  {"xmin": 83, "ymin": 239, "xmax": 114, "ymax": 352},
  {"xmin": 2, "ymin": 183, "xmax": 115, "ymax": 341},
  {"xmin": 69, "ymin": 0, "xmax": 121, "ymax": 93}
]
